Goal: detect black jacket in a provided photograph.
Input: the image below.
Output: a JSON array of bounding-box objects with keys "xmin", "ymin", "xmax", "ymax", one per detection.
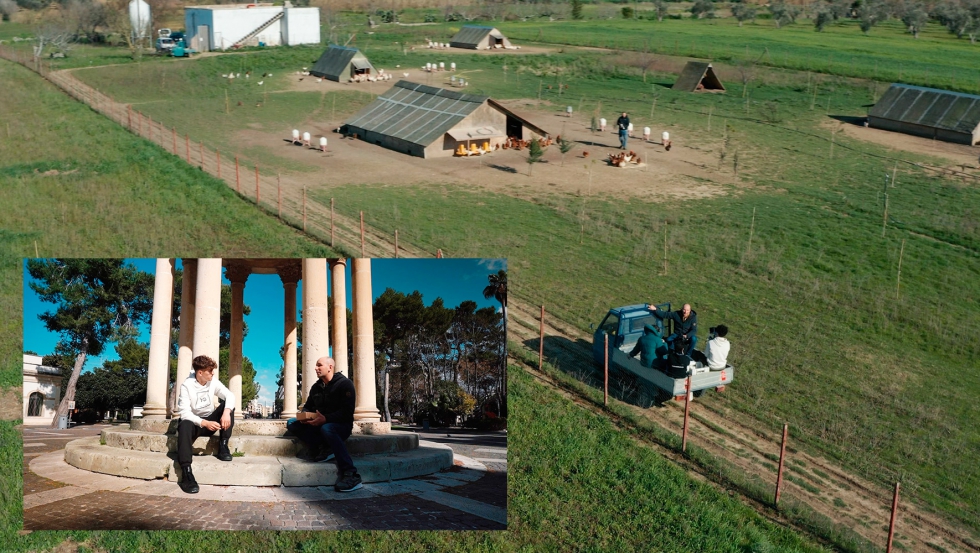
[
  {"xmin": 302, "ymin": 373, "xmax": 355, "ymax": 425},
  {"xmin": 617, "ymin": 115, "xmax": 630, "ymax": 131},
  {"xmin": 655, "ymin": 309, "xmax": 698, "ymax": 339}
]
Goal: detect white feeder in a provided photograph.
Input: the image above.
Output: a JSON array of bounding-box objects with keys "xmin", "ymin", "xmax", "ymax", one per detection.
[
  {"xmin": 425, "ymin": 63, "xmax": 432, "ymax": 71},
  {"xmin": 643, "ymin": 127, "xmax": 651, "ymax": 140},
  {"xmin": 566, "ymin": 106, "xmax": 573, "ymax": 116},
  {"xmin": 627, "ymin": 123, "xmax": 634, "ymax": 132},
  {"xmin": 451, "ymin": 75, "xmax": 457, "ymax": 83},
  {"xmin": 320, "ymin": 137, "xmax": 328, "ymax": 151},
  {"xmin": 292, "ymin": 129, "xmax": 300, "ymax": 141},
  {"xmin": 662, "ymin": 131, "xmax": 670, "ymax": 141},
  {"xmin": 302, "ymin": 131, "xmax": 311, "ymax": 145},
  {"xmin": 450, "ymin": 62, "xmax": 456, "ymax": 71},
  {"xmin": 600, "ymin": 118, "xmax": 607, "ymax": 132},
  {"xmin": 439, "ymin": 62, "xmax": 445, "ymax": 70}
]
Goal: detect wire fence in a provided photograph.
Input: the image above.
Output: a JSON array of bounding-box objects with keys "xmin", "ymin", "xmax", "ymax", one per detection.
[{"xmin": 0, "ymin": 45, "xmax": 444, "ymax": 260}]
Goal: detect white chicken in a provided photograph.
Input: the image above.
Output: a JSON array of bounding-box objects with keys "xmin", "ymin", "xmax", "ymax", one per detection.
[{"xmin": 257, "ymin": 81, "xmax": 264, "ymax": 85}]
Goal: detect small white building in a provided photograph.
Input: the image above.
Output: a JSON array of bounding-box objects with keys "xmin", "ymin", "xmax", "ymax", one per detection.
[
  {"xmin": 23, "ymin": 354, "xmax": 62, "ymax": 426},
  {"xmin": 184, "ymin": 3, "xmax": 320, "ymax": 52}
]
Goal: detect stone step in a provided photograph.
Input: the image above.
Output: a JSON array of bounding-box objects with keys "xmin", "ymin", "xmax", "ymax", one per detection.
[
  {"xmin": 101, "ymin": 429, "xmax": 419, "ymax": 458},
  {"xmin": 65, "ymin": 436, "xmax": 454, "ymax": 487},
  {"xmin": 130, "ymin": 418, "xmax": 391, "ymax": 436}
]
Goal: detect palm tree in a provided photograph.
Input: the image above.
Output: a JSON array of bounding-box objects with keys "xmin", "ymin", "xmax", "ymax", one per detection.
[{"xmin": 482, "ymin": 270, "xmax": 507, "ymax": 323}]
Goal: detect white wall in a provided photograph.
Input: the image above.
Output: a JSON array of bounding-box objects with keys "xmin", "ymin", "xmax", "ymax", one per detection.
[
  {"xmin": 23, "ymin": 354, "xmax": 61, "ymax": 426},
  {"xmin": 283, "ymin": 8, "xmax": 321, "ymax": 46}
]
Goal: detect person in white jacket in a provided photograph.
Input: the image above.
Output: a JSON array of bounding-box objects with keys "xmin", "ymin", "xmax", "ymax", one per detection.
[
  {"xmin": 693, "ymin": 325, "xmax": 731, "ymax": 370},
  {"xmin": 176, "ymin": 355, "xmax": 236, "ymax": 493}
]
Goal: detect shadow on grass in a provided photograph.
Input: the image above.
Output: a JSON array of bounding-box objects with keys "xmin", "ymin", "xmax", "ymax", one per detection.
[
  {"xmin": 828, "ymin": 114, "xmax": 868, "ymax": 127},
  {"xmin": 487, "ymin": 164, "xmax": 518, "ymax": 173}
]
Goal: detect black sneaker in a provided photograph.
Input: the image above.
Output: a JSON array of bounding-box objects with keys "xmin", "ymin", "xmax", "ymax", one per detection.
[
  {"xmin": 335, "ymin": 470, "xmax": 362, "ymax": 492},
  {"xmin": 217, "ymin": 439, "xmax": 233, "ymax": 462},
  {"xmin": 179, "ymin": 465, "xmax": 199, "ymax": 494},
  {"xmin": 312, "ymin": 445, "xmax": 335, "ymax": 463}
]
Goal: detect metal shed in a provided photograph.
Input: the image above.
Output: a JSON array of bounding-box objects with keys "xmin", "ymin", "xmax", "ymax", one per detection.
[
  {"xmin": 341, "ymin": 80, "xmax": 547, "ymax": 158},
  {"xmin": 869, "ymin": 84, "xmax": 980, "ymax": 146},
  {"xmin": 184, "ymin": 4, "xmax": 319, "ymax": 51},
  {"xmin": 672, "ymin": 62, "xmax": 725, "ymax": 93},
  {"xmin": 449, "ymin": 25, "xmax": 514, "ymax": 50},
  {"xmin": 310, "ymin": 46, "xmax": 374, "ymax": 82}
]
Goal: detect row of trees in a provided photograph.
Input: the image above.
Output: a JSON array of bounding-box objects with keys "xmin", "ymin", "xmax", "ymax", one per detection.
[
  {"xmin": 29, "ymin": 260, "xmax": 260, "ymax": 425},
  {"xmin": 577, "ymin": 0, "xmax": 980, "ymax": 41},
  {"xmin": 274, "ymin": 271, "xmax": 507, "ymax": 427}
]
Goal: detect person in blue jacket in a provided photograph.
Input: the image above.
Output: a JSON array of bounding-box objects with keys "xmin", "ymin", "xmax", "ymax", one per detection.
[{"xmin": 629, "ymin": 323, "xmax": 668, "ymax": 370}]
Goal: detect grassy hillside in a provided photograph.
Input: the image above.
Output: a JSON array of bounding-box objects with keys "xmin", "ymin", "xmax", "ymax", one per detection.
[{"xmin": 0, "ymin": 60, "xmax": 338, "ymax": 387}]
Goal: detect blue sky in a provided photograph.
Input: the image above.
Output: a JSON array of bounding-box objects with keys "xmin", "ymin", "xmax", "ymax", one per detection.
[{"xmin": 23, "ymin": 258, "xmax": 506, "ymax": 407}]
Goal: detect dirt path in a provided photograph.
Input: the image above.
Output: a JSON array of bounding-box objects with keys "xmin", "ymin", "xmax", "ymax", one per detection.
[
  {"xmin": 0, "ymin": 387, "xmax": 21, "ymax": 421},
  {"xmin": 39, "ymin": 64, "xmax": 979, "ymax": 553}
]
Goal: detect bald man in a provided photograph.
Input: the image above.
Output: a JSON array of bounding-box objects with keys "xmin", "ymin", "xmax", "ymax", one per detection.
[
  {"xmin": 286, "ymin": 357, "xmax": 362, "ymax": 492},
  {"xmin": 650, "ymin": 303, "xmax": 699, "ymax": 356}
]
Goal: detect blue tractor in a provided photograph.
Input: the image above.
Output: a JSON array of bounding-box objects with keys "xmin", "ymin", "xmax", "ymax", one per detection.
[{"xmin": 592, "ymin": 303, "xmax": 734, "ymax": 403}]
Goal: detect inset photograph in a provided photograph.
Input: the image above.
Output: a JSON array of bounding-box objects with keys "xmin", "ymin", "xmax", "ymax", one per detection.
[{"xmin": 22, "ymin": 257, "xmax": 506, "ymax": 531}]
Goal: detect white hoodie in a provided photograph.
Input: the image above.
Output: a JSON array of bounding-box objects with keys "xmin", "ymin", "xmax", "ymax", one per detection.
[
  {"xmin": 704, "ymin": 336, "xmax": 731, "ymax": 370},
  {"xmin": 177, "ymin": 376, "xmax": 236, "ymax": 426}
]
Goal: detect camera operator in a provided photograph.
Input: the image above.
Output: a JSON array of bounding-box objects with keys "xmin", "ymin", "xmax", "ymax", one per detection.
[{"xmin": 692, "ymin": 325, "xmax": 730, "ymax": 370}]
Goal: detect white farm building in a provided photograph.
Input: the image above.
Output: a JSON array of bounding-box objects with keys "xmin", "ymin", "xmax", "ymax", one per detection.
[{"xmin": 184, "ymin": 3, "xmax": 320, "ymax": 51}]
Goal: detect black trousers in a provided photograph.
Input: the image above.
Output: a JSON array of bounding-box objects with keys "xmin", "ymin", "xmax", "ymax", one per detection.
[{"xmin": 177, "ymin": 400, "xmax": 234, "ymax": 467}]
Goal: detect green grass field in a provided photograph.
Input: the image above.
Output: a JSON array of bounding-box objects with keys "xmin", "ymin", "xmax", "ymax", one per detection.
[
  {"xmin": 65, "ymin": 36, "xmax": 980, "ymax": 536},
  {"xmin": 0, "ymin": 59, "xmax": 338, "ymax": 388}
]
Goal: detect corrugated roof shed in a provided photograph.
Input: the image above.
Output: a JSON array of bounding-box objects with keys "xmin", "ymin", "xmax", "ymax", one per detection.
[
  {"xmin": 672, "ymin": 61, "xmax": 725, "ymax": 92},
  {"xmin": 869, "ymin": 84, "xmax": 980, "ymax": 135},
  {"xmin": 344, "ymin": 81, "xmax": 489, "ymax": 147},
  {"xmin": 450, "ymin": 25, "xmax": 494, "ymax": 46},
  {"xmin": 310, "ymin": 45, "xmax": 372, "ymax": 80}
]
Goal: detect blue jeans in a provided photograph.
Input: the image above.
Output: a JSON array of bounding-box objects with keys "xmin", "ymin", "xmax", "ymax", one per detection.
[
  {"xmin": 619, "ymin": 129, "xmax": 628, "ymax": 149},
  {"xmin": 286, "ymin": 418, "xmax": 356, "ymax": 475},
  {"xmin": 667, "ymin": 334, "xmax": 697, "ymax": 356}
]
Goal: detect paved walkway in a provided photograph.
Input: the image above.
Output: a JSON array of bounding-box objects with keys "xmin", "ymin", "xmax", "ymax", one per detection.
[{"xmin": 22, "ymin": 424, "xmax": 506, "ymax": 531}]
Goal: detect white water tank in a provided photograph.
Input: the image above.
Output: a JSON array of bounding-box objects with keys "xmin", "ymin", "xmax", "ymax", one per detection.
[{"xmin": 128, "ymin": 0, "xmax": 151, "ymax": 40}]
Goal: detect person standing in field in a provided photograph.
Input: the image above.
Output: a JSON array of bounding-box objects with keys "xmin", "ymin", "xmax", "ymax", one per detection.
[{"xmin": 617, "ymin": 112, "xmax": 630, "ymax": 150}]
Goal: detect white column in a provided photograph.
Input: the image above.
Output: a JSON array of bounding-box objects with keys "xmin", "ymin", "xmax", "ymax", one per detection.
[
  {"xmin": 192, "ymin": 258, "xmax": 223, "ymax": 379},
  {"xmin": 225, "ymin": 262, "xmax": 250, "ymax": 420},
  {"xmin": 170, "ymin": 259, "xmax": 197, "ymax": 417},
  {"xmin": 143, "ymin": 258, "xmax": 175, "ymax": 419},
  {"xmin": 302, "ymin": 259, "xmax": 329, "ymax": 404},
  {"xmin": 330, "ymin": 259, "xmax": 349, "ymax": 377},
  {"xmin": 279, "ymin": 262, "xmax": 301, "ymax": 419},
  {"xmin": 352, "ymin": 258, "xmax": 381, "ymax": 422}
]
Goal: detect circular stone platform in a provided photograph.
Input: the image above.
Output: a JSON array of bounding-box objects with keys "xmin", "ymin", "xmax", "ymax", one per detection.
[{"xmin": 64, "ymin": 420, "xmax": 451, "ymax": 487}]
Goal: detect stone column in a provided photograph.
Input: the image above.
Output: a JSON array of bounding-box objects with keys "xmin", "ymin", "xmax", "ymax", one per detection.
[
  {"xmin": 143, "ymin": 258, "xmax": 175, "ymax": 419},
  {"xmin": 192, "ymin": 258, "xmax": 223, "ymax": 379},
  {"xmin": 302, "ymin": 259, "xmax": 329, "ymax": 404},
  {"xmin": 170, "ymin": 259, "xmax": 197, "ymax": 417},
  {"xmin": 351, "ymin": 258, "xmax": 381, "ymax": 422},
  {"xmin": 225, "ymin": 262, "xmax": 250, "ymax": 420},
  {"xmin": 279, "ymin": 261, "xmax": 302, "ymax": 419},
  {"xmin": 330, "ymin": 259, "xmax": 349, "ymax": 377}
]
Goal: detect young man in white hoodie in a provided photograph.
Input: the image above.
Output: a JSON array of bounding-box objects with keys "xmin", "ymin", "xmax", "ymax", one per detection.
[
  {"xmin": 692, "ymin": 324, "xmax": 731, "ymax": 370},
  {"xmin": 176, "ymin": 355, "xmax": 236, "ymax": 493}
]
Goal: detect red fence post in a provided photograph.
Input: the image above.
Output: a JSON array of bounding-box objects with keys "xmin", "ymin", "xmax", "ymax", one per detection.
[
  {"xmin": 886, "ymin": 482, "xmax": 901, "ymax": 553},
  {"xmin": 172, "ymin": 127, "xmax": 177, "ymax": 154},
  {"xmin": 185, "ymin": 134, "xmax": 190, "ymax": 163},
  {"xmin": 199, "ymin": 141, "xmax": 204, "ymax": 168},
  {"xmin": 604, "ymin": 333, "xmax": 609, "ymax": 406},
  {"xmin": 538, "ymin": 305, "xmax": 545, "ymax": 371},
  {"xmin": 395, "ymin": 230, "xmax": 399, "ymax": 258},
  {"xmin": 682, "ymin": 375, "xmax": 692, "ymax": 452},
  {"xmin": 127, "ymin": 105, "xmax": 132, "ymax": 131},
  {"xmin": 277, "ymin": 173, "xmax": 282, "ymax": 219},
  {"xmin": 255, "ymin": 165, "xmax": 260, "ymax": 204},
  {"xmin": 775, "ymin": 423, "xmax": 789, "ymax": 506},
  {"xmin": 138, "ymin": 111, "xmax": 143, "ymax": 136},
  {"xmin": 216, "ymin": 150, "xmax": 221, "ymax": 179},
  {"xmin": 303, "ymin": 186, "xmax": 307, "ymax": 232},
  {"xmin": 330, "ymin": 198, "xmax": 335, "ymax": 248},
  {"xmin": 360, "ymin": 211, "xmax": 366, "ymax": 257}
]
